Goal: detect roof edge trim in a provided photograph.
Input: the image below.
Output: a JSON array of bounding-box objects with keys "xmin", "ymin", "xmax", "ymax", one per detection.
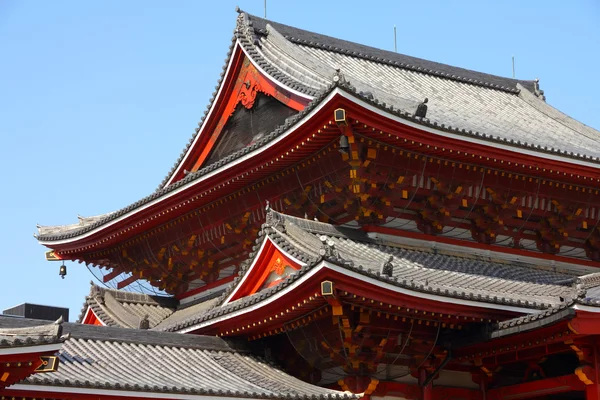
[
  {"xmin": 164, "ymin": 43, "xmax": 242, "ymax": 188},
  {"xmin": 335, "ymin": 89, "xmax": 600, "ymax": 169},
  {"xmin": 36, "ymin": 86, "xmax": 341, "ymax": 246},
  {"xmin": 179, "ymin": 259, "xmax": 541, "ymax": 334},
  {"xmin": 163, "ymin": 21, "xmax": 318, "ymax": 189},
  {"xmin": 8, "ymin": 385, "xmax": 275, "ymax": 400},
  {"xmin": 0, "ymin": 343, "xmax": 63, "ymax": 356},
  {"xmin": 573, "ymin": 304, "xmax": 600, "ymax": 313}
]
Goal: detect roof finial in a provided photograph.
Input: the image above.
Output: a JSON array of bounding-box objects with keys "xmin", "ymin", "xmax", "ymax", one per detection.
[
  {"xmin": 235, "ymin": 6, "xmax": 242, "ymax": 13},
  {"xmin": 139, "ymin": 314, "xmax": 150, "ymax": 330},
  {"xmin": 265, "ymin": 200, "xmax": 270, "ymax": 212},
  {"xmin": 533, "ymin": 78, "xmax": 546, "ymax": 101},
  {"xmin": 512, "ymin": 55, "xmax": 515, "ymax": 79},
  {"xmin": 382, "ymin": 256, "xmax": 394, "ymax": 277},
  {"xmin": 414, "ymin": 98, "xmax": 428, "ymax": 118},
  {"xmin": 332, "ymin": 68, "xmax": 346, "ymax": 84}
]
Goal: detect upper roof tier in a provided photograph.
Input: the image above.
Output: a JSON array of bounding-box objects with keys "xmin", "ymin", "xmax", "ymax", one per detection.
[
  {"xmin": 160, "ymin": 10, "xmax": 600, "ymax": 189},
  {"xmin": 35, "ymin": 11, "xmax": 600, "ymax": 284},
  {"xmin": 243, "ymin": 13, "xmax": 600, "ymax": 157}
]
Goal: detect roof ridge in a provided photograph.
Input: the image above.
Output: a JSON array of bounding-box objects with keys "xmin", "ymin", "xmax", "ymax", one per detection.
[
  {"xmin": 89, "ymin": 282, "xmax": 177, "ymax": 306},
  {"xmin": 244, "ymin": 12, "xmax": 535, "ymax": 94}
]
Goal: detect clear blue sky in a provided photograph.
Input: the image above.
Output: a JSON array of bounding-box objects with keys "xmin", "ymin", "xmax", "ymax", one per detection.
[{"xmin": 1, "ymin": 1, "xmax": 599, "ymax": 320}]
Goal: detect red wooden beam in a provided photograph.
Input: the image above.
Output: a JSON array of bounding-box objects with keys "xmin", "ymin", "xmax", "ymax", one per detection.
[
  {"xmin": 102, "ymin": 267, "xmax": 123, "ymax": 283},
  {"xmin": 570, "ymin": 311, "xmax": 600, "ymax": 335},
  {"xmin": 375, "ymin": 381, "xmax": 481, "ymax": 400},
  {"xmin": 116, "ymin": 274, "xmax": 138, "ymax": 289},
  {"xmin": 486, "ymin": 373, "xmax": 586, "ymax": 400}
]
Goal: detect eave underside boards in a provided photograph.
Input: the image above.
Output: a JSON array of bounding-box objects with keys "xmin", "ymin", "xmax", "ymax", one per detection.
[
  {"xmin": 79, "ymin": 123, "xmax": 600, "ymax": 294},
  {"xmin": 76, "ymin": 132, "xmax": 345, "ymax": 294},
  {"xmin": 0, "ymin": 317, "xmax": 352, "ymax": 400},
  {"xmin": 245, "ymin": 13, "xmax": 600, "ymax": 162}
]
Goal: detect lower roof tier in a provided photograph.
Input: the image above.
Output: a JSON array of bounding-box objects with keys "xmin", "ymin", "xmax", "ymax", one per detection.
[
  {"xmin": 76, "ymin": 210, "xmax": 600, "ymax": 338},
  {"xmin": 0, "ymin": 316, "xmax": 354, "ymax": 400},
  {"xmin": 155, "ymin": 209, "xmax": 598, "ymax": 334}
]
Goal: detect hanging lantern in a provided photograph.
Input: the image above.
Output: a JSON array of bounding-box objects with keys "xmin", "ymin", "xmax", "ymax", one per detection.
[{"xmin": 59, "ymin": 262, "xmax": 67, "ymax": 279}]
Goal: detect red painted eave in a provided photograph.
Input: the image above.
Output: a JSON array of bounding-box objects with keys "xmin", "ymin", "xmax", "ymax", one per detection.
[
  {"xmin": 186, "ymin": 262, "xmax": 524, "ymax": 337},
  {"xmin": 41, "ymin": 88, "xmax": 600, "ymax": 259}
]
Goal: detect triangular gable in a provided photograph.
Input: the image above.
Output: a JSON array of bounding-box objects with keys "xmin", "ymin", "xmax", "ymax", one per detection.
[
  {"xmin": 224, "ymin": 237, "xmax": 305, "ymax": 304},
  {"xmin": 165, "ymin": 48, "xmax": 310, "ymax": 187},
  {"xmin": 81, "ymin": 307, "xmax": 105, "ymax": 326}
]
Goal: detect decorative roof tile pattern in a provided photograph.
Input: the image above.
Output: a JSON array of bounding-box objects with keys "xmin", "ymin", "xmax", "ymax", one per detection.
[
  {"xmin": 492, "ymin": 301, "xmax": 576, "ymax": 338},
  {"xmin": 244, "ymin": 13, "xmax": 600, "ymax": 161},
  {"xmin": 154, "ymin": 296, "xmax": 221, "ymax": 331},
  {"xmin": 0, "ymin": 318, "xmax": 64, "ymax": 348},
  {"xmin": 2, "ymin": 317, "xmax": 354, "ymax": 400},
  {"xmin": 78, "ymin": 283, "xmax": 177, "ymax": 328},
  {"xmin": 36, "ymin": 12, "xmax": 600, "ymax": 243},
  {"xmin": 158, "ymin": 210, "xmax": 579, "ymax": 333}
]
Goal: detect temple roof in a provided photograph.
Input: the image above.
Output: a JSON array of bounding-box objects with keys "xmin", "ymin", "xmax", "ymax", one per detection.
[
  {"xmin": 68, "ymin": 209, "xmax": 600, "ymax": 334},
  {"xmin": 0, "ymin": 318, "xmax": 64, "ymax": 348},
  {"xmin": 36, "ymin": 11, "xmax": 600, "ymax": 245},
  {"xmin": 163, "ymin": 10, "xmax": 600, "ymax": 190},
  {"xmin": 236, "ymin": 13, "xmax": 600, "ymax": 162},
  {"xmin": 78, "ymin": 282, "xmax": 177, "ymax": 328},
  {"xmin": 156, "ymin": 210, "xmax": 588, "ymax": 333},
  {"xmin": 2, "ymin": 316, "xmax": 354, "ymax": 400}
]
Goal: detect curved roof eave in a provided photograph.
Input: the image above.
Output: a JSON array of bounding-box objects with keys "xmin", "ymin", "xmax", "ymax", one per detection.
[
  {"xmin": 335, "ymin": 86, "xmax": 600, "ymax": 169},
  {"xmin": 160, "ymin": 12, "xmax": 320, "ymax": 191},
  {"xmin": 35, "ymin": 82, "xmax": 341, "ymax": 246},
  {"xmin": 36, "ymin": 82, "xmax": 600, "ymax": 247}
]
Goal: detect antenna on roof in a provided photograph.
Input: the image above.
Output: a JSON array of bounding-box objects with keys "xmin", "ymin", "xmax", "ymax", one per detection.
[
  {"xmin": 512, "ymin": 55, "xmax": 515, "ymax": 78},
  {"xmin": 394, "ymin": 25, "xmax": 397, "ymax": 52},
  {"xmin": 264, "ymin": 0, "xmax": 267, "ymax": 18}
]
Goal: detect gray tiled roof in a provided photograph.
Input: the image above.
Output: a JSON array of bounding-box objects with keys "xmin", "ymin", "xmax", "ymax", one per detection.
[
  {"xmin": 157, "ymin": 210, "xmax": 580, "ymax": 333},
  {"xmin": 270, "ymin": 211, "xmax": 576, "ymax": 305},
  {"xmin": 577, "ymin": 272, "xmax": 600, "ymax": 305},
  {"xmin": 2, "ymin": 317, "xmax": 353, "ymax": 400},
  {"xmin": 154, "ymin": 296, "xmax": 221, "ymax": 331},
  {"xmin": 492, "ymin": 301, "xmax": 576, "ymax": 337},
  {"xmin": 241, "ymin": 13, "xmax": 600, "ymax": 162},
  {"xmin": 247, "ymin": 14, "xmax": 533, "ymax": 93},
  {"xmin": 0, "ymin": 318, "xmax": 64, "ymax": 348},
  {"xmin": 77, "ymin": 283, "xmax": 177, "ymax": 328},
  {"xmin": 36, "ymin": 12, "xmax": 600, "ymax": 244}
]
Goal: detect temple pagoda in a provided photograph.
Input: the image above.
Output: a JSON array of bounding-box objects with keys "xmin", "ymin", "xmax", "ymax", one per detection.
[{"xmin": 2, "ymin": 9, "xmax": 600, "ymax": 400}]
